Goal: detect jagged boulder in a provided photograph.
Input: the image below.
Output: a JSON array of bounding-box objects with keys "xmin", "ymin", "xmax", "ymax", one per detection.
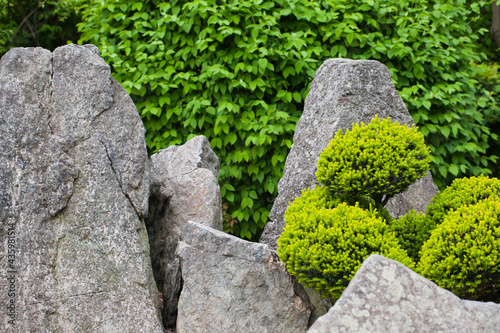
[
  {"xmin": 146, "ymin": 135, "xmax": 223, "ymax": 329},
  {"xmin": 260, "ymin": 58, "xmax": 438, "ymax": 251},
  {"xmin": 308, "ymin": 255, "xmax": 500, "ymax": 333},
  {"xmin": 176, "ymin": 221, "xmax": 312, "ymax": 333},
  {"xmin": 0, "ymin": 45, "xmax": 162, "ymax": 332}
]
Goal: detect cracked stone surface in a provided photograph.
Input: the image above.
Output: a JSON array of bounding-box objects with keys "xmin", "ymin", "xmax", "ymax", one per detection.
[
  {"xmin": 146, "ymin": 135, "xmax": 223, "ymax": 329},
  {"xmin": 176, "ymin": 221, "xmax": 312, "ymax": 333},
  {"xmin": 308, "ymin": 255, "xmax": 500, "ymax": 333},
  {"xmin": 260, "ymin": 58, "xmax": 438, "ymax": 251},
  {"xmin": 0, "ymin": 45, "xmax": 162, "ymax": 332}
]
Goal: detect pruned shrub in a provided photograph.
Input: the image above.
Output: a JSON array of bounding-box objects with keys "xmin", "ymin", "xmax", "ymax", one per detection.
[
  {"xmin": 425, "ymin": 175, "xmax": 500, "ymax": 237},
  {"xmin": 387, "ymin": 210, "xmax": 433, "ymax": 262},
  {"xmin": 278, "ymin": 201, "xmax": 414, "ymax": 299},
  {"xmin": 418, "ymin": 199, "xmax": 500, "ymax": 302},
  {"xmin": 316, "ymin": 116, "xmax": 430, "ymax": 205}
]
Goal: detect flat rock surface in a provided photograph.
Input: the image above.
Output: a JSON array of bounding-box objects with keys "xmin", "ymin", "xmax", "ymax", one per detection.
[
  {"xmin": 260, "ymin": 58, "xmax": 437, "ymax": 250},
  {"xmin": 0, "ymin": 45, "xmax": 162, "ymax": 332},
  {"xmin": 176, "ymin": 221, "xmax": 312, "ymax": 333},
  {"xmin": 308, "ymin": 255, "xmax": 500, "ymax": 333}
]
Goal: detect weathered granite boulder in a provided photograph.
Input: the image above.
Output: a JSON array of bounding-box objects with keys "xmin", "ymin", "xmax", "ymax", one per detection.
[
  {"xmin": 176, "ymin": 221, "xmax": 312, "ymax": 333},
  {"xmin": 308, "ymin": 255, "xmax": 500, "ymax": 333},
  {"xmin": 260, "ymin": 58, "xmax": 438, "ymax": 250},
  {"xmin": 146, "ymin": 135, "xmax": 223, "ymax": 329},
  {"xmin": 0, "ymin": 45, "xmax": 162, "ymax": 332}
]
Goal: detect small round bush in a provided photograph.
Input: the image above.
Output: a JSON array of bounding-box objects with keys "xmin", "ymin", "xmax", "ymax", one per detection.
[
  {"xmin": 316, "ymin": 116, "xmax": 430, "ymax": 205},
  {"xmin": 387, "ymin": 210, "xmax": 433, "ymax": 263},
  {"xmin": 426, "ymin": 175, "xmax": 500, "ymax": 229},
  {"xmin": 278, "ymin": 201, "xmax": 414, "ymax": 299},
  {"xmin": 418, "ymin": 199, "xmax": 500, "ymax": 302}
]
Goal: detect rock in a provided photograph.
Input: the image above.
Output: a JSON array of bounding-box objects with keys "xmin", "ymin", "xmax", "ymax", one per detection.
[
  {"xmin": 146, "ymin": 135, "xmax": 223, "ymax": 329},
  {"xmin": 176, "ymin": 221, "xmax": 312, "ymax": 333},
  {"xmin": 308, "ymin": 254, "xmax": 500, "ymax": 333},
  {"xmin": 385, "ymin": 170, "xmax": 438, "ymax": 218},
  {"xmin": 260, "ymin": 58, "xmax": 438, "ymax": 250},
  {"xmin": 0, "ymin": 45, "xmax": 162, "ymax": 332}
]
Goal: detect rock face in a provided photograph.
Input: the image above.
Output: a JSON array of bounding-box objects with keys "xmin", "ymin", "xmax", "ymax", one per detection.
[
  {"xmin": 308, "ymin": 255, "xmax": 500, "ymax": 333},
  {"xmin": 260, "ymin": 58, "xmax": 438, "ymax": 250},
  {"xmin": 146, "ymin": 136, "xmax": 223, "ymax": 328},
  {"xmin": 176, "ymin": 221, "xmax": 312, "ymax": 333},
  {"xmin": 0, "ymin": 45, "xmax": 162, "ymax": 332}
]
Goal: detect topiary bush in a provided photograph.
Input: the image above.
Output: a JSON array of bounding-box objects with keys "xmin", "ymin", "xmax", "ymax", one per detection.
[
  {"xmin": 387, "ymin": 210, "xmax": 433, "ymax": 263},
  {"xmin": 418, "ymin": 199, "xmax": 500, "ymax": 302},
  {"xmin": 278, "ymin": 201, "xmax": 414, "ymax": 299},
  {"xmin": 316, "ymin": 116, "xmax": 431, "ymax": 206},
  {"xmin": 425, "ymin": 175, "xmax": 500, "ymax": 235}
]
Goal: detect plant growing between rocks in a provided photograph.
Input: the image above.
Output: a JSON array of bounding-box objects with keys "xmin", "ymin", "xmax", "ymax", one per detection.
[
  {"xmin": 278, "ymin": 116, "xmax": 427, "ymax": 299},
  {"xmin": 418, "ymin": 199, "xmax": 500, "ymax": 302}
]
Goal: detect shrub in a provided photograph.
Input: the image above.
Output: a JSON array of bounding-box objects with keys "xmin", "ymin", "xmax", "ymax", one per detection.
[
  {"xmin": 284, "ymin": 185, "xmax": 394, "ymax": 225},
  {"xmin": 387, "ymin": 210, "xmax": 433, "ymax": 262},
  {"xmin": 316, "ymin": 116, "xmax": 430, "ymax": 206},
  {"xmin": 426, "ymin": 175, "xmax": 500, "ymax": 234},
  {"xmin": 278, "ymin": 201, "xmax": 413, "ymax": 299},
  {"xmin": 78, "ymin": 0, "xmax": 497, "ymax": 239},
  {"xmin": 418, "ymin": 199, "xmax": 500, "ymax": 302}
]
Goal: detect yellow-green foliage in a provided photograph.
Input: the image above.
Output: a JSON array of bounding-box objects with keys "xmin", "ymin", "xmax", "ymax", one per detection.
[
  {"xmin": 285, "ymin": 185, "xmax": 394, "ymax": 225},
  {"xmin": 418, "ymin": 199, "xmax": 500, "ymax": 302},
  {"xmin": 278, "ymin": 201, "xmax": 414, "ymax": 299},
  {"xmin": 426, "ymin": 175, "xmax": 500, "ymax": 229},
  {"xmin": 387, "ymin": 210, "xmax": 433, "ymax": 262},
  {"xmin": 316, "ymin": 116, "xmax": 430, "ymax": 205}
]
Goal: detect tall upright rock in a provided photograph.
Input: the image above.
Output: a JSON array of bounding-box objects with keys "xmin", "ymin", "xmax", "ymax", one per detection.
[
  {"xmin": 146, "ymin": 135, "xmax": 223, "ymax": 329},
  {"xmin": 0, "ymin": 45, "xmax": 163, "ymax": 332},
  {"xmin": 260, "ymin": 58, "xmax": 438, "ymax": 250}
]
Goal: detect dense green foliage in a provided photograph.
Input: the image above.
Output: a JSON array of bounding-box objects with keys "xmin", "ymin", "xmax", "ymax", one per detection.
[
  {"xmin": 387, "ymin": 210, "xmax": 434, "ymax": 262},
  {"xmin": 426, "ymin": 175, "xmax": 500, "ymax": 232},
  {"xmin": 77, "ymin": 0, "xmax": 500, "ymax": 239},
  {"xmin": 418, "ymin": 199, "xmax": 500, "ymax": 302},
  {"xmin": 391, "ymin": 175, "xmax": 500, "ymax": 264},
  {"xmin": 0, "ymin": 0, "xmax": 85, "ymax": 57},
  {"xmin": 316, "ymin": 116, "xmax": 430, "ymax": 205},
  {"xmin": 278, "ymin": 202, "xmax": 413, "ymax": 299},
  {"xmin": 282, "ymin": 185, "xmax": 394, "ymax": 226}
]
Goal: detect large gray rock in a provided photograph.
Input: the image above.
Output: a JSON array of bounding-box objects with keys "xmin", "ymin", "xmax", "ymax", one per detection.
[
  {"xmin": 0, "ymin": 45, "xmax": 162, "ymax": 332},
  {"xmin": 146, "ymin": 135, "xmax": 223, "ymax": 329},
  {"xmin": 176, "ymin": 221, "xmax": 312, "ymax": 333},
  {"xmin": 308, "ymin": 255, "xmax": 500, "ymax": 333},
  {"xmin": 260, "ymin": 58, "xmax": 438, "ymax": 250}
]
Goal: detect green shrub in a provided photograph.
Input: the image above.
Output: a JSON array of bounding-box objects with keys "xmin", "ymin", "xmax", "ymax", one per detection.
[
  {"xmin": 316, "ymin": 116, "xmax": 430, "ymax": 206},
  {"xmin": 426, "ymin": 175, "xmax": 500, "ymax": 234},
  {"xmin": 284, "ymin": 185, "xmax": 394, "ymax": 225},
  {"xmin": 387, "ymin": 210, "xmax": 433, "ymax": 262},
  {"xmin": 418, "ymin": 199, "xmax": 500, "ymax": 302},
  {"xmin": 278, "ymin": 201, "xmax": 413, "ymax": 299},
  {"xmin": 77, "ymin": 0, "xmax": 498, "ymax": 239}
]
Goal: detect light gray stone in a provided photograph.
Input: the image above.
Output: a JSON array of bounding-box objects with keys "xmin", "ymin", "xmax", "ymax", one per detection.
[
  {"xmin": 260, "ymin": 58, "xmax": 437, "ymax": 250},
  {"xmin": 0, "ymin": 45, "xmax": 162, "ymax": 332},
  {"xmin": 308, "ymin": 254, "xmax": 500, "ymax": 333},
  {"xmin": 146, "ymin": 135, "xmax": 223, "ymax": 329},
  {"xmin": 176, "ymin": 221, "xmax": 312, "ymax": 333},
  {"xmin": 385, "ymin": 170, "xmax": 438, "ymax": 218}
]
